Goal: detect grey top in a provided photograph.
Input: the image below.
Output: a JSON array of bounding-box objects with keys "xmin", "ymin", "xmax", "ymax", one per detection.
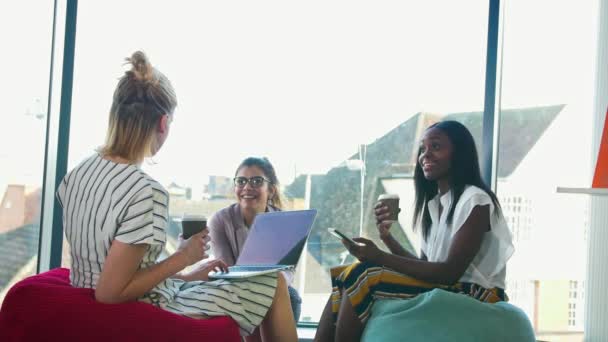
[{"xmin": 209, "ymin": 203, "xmax": 294, "ymax": 283}]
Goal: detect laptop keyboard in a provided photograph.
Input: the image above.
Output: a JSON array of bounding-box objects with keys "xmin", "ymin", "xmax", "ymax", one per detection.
[{"xmin": 228, "ymin": 265, "xmax": 284, "ymax": 272}]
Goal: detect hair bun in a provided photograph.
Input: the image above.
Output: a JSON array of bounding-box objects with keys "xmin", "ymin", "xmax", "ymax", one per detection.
[{"xmin": 125, "ymin": 51, "xmax": 155, "ymax": 84}]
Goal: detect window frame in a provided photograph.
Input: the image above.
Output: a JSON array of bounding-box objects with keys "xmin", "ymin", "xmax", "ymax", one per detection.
[
  {"xmin": 37, "ymin": 0, "xmax": 506, "ymax": 329},
  {"xmin": 37, "ymin": 0, "xmax": 78, "ymax": 273}
]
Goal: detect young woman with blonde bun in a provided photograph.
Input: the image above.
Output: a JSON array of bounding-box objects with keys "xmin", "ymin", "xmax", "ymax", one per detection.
[{"xmin": 57, "ymin": 51, "xmax": 296, "ymax": 342}]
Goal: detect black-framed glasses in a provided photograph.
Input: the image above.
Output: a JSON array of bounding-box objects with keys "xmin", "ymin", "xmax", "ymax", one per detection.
[{"xmin": 233, "ymin": 176, "xmax": 272, "ymax": 188}]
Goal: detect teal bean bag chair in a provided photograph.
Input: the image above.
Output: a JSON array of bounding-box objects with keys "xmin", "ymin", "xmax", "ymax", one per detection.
[{"xmin": 361, "ymin": 289, "xmax": 535, "ymax": 342}]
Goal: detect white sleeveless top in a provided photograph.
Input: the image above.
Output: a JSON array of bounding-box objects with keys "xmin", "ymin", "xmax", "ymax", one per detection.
[{"xmin": 420, "ymin": 185, "xmax": 514, "ymax": 289}]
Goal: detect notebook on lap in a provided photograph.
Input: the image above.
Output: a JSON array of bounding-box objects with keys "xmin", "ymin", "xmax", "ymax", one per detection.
[{"xmin": 208, "ymin": 209, "xmax": 317, "ymax": 279}]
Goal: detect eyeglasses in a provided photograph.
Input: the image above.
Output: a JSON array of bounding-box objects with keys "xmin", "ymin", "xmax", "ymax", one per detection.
[{"xmin": 233, "ymin": 176, "xmax": 272, "ymax": 188}]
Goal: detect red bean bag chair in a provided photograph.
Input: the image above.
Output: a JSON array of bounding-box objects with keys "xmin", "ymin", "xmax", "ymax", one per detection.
[{"xmin": 0, "ymin": 268, "xmax": 241, "ymax": 342}]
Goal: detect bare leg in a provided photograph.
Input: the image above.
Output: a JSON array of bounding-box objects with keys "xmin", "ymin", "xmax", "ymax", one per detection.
[
  {"xmin": 314, "ymin": 296, "xmax": 335, "ymax": 342},
  {"xmin": 259, "ymin": 273, "xmax": 297, "ymax": 342},
  {"xmin": 335, "ymin": 292, "xmax": 364, "ymax": 342}
]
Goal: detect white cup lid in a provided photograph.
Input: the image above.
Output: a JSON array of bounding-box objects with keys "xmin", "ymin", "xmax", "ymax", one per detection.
[{"xmin": 378, "ymin": 194, "xmax": 400, "ymax": 200}]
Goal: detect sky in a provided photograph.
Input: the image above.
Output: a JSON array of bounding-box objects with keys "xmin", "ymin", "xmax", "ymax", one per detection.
[{"xmin": 0, "ymin": 0, "xmax": 599, "ymax": 199}]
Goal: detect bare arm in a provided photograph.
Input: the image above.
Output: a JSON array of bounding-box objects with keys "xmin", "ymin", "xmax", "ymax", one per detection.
[
  {"xmin": 380, "ymin": 233, "xmax": 419, "ymax": 259},
  {"xmin": 353, "ymin": 205, "xmax": 489, "ymax": 285},
  {"xmin": 95, "ymin": 231, "xmax": 208, "ymax": 304}
]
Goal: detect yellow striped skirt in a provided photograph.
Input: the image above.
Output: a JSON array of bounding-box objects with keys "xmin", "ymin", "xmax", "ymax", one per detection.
[{"xmin": 330, "ymin": 262, "xmax": 506, "ymax": 324}]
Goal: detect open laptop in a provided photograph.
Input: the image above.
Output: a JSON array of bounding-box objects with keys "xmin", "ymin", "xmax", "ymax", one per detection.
[{"xmin": 208, "ymin": 209, "xmax": 317, "ymax": 279}]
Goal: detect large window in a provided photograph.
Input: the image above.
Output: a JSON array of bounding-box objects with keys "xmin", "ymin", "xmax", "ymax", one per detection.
[
  {"xmin": 65, "ymin": 1, "xmax": 489, "ymax": 322},
  {"xmin": 0, "ymin": 1, "xmax": 54, "ymax": 306},
  {"xmin": 2, "ymin": 2, "xmax": 604, "ymax": 340},
  {"xmin": 498, "ymin": 0, "xmax": 599, "ymax": 340}
]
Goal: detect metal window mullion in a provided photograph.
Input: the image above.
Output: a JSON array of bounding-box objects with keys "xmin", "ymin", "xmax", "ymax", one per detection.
[
  {"xmin": 38, "ymin": 0, "xmax": 78, "ymax": 273},
  {"xmin": 482, "ymin": 0, "xmax": 505, "ymax": 192}
]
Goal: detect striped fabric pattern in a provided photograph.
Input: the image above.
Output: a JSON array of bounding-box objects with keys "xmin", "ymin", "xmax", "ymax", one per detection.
[
  {"xmin": 331, "ymin": 262, "xmax": 506, "ymax": 324},
  {"xmin": 164, "ymin": 274, "xmax": 278, "ymax": 335},
  {"xmin": 58, "ymin": 153, "xmax": 278, "ymax": 336}
]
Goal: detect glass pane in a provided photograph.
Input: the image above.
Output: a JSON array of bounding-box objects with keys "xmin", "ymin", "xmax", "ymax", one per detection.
[
  {"xmin": 67, "ymin": 1, "xmax": 488, "ymax": 323},
  {"xmin": 0, "ymin": 2, "xmax": 54, "ymax": 305},
  {"xmin": 499, "ymin": 1, "xmax": 598, "ymax": 340}
]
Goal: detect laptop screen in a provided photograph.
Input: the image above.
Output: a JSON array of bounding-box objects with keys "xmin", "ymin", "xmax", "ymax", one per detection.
[{"xmin": 236, "ymin": 209, "xmax": 317, "ymax": 266}]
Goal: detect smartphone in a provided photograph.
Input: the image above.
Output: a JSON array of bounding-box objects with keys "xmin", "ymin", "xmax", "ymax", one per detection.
[{"xmin": 328, "ymin": 228, "xmax": 363, "ymax": 246}]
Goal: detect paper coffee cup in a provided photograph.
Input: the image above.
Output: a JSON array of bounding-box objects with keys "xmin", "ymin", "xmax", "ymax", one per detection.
[
  {"xmin": 378, "ymin": 194, "xmax": 400, "ymax": 221},
  {"xmin": 181, "ymin": 214, "xmax": 207, "ymax": 239}
]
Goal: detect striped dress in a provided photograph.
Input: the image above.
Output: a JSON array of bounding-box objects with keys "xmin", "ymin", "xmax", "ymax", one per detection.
[{"xmin": 57, "ymin": 153, "xmax": 278, "ymax": 336}]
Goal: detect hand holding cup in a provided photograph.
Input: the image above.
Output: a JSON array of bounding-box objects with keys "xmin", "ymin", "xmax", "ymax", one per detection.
[
  {"xmin": 177, "ymin": 230, "xmax": 210, "ymax": 265},
  {"xmin": 375, "ymin": 194, "xmax": 400, "ymax": 239},
  {"xmin": 177, "ymin": 214, "xmax": 210, "ymax": 265}
]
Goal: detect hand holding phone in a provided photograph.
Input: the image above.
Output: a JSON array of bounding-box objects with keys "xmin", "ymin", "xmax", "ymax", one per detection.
[{"xmin": 328, "ymin": 228, "xmax": 364, "ymax": 246}]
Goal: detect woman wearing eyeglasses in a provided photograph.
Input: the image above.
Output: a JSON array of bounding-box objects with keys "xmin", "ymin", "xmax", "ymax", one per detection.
[{"xmin": 209, "ymin": 157, "xmax": 303, "ymax": 323}]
